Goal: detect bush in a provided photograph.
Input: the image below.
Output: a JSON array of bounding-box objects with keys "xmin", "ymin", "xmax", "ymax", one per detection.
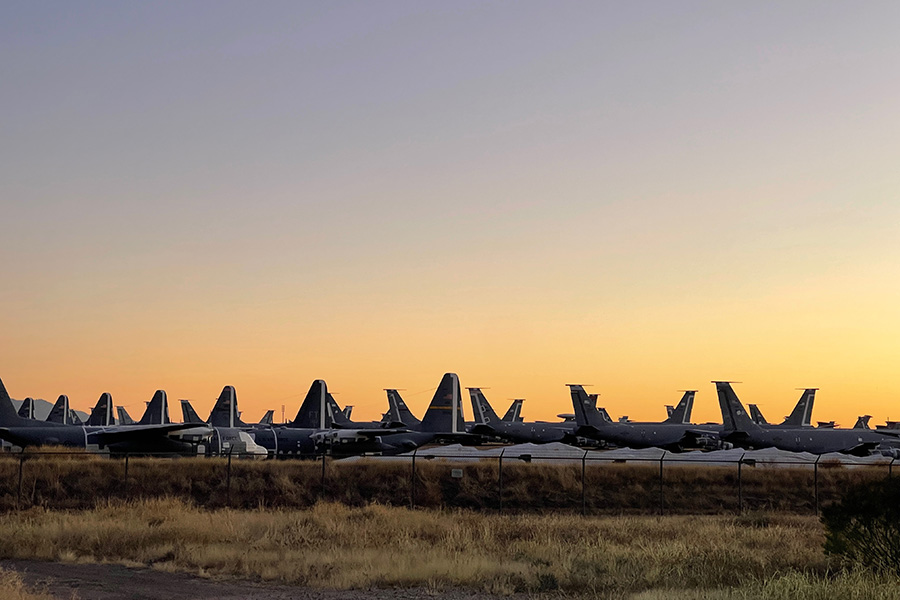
[{"xmin": 822, "ymin": 477, "xmax": 900, "ymax": 574}]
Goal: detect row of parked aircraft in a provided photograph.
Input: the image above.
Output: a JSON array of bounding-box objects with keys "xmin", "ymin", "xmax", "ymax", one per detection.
[{"xmin": 1, "ymin": 374, "xmax": 899, "ymax": 458}]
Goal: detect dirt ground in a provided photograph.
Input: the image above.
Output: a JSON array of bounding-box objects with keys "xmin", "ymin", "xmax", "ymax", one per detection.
[{"xmin": 2, "ymin": 560, "xmax": 523, "ymax": 600}]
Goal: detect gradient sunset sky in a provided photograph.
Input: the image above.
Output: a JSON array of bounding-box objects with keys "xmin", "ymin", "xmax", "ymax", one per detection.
[{"xmin": 2, "ymin": 2, "xmax": 899, "ymax": 426}]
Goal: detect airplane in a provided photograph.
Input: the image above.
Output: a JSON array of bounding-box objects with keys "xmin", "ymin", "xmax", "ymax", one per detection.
[
  {"xmin": 45, "ymin": 395, "xmax": 73, "ymax": 424},
  {"xmin": 334, "ymin": 372, "xmax": 472, "ymax": 455},
  {"xmin": 747, "ymin": 390, "xmax": 816, "ymax": 428},
  {"xmin": 117, "ymin": 406, "xmax": 135, "ymax": 425},
  {"xmin": 614, "ymin": 391, "xmax": 695, "ymax": 425},
  {"xmin": 248, "ymin": 379, "xmax": 405, "ymax": 457},
  {"xmin": 854, "ymin": 415, "xmax": 872, "ymax": 430},
  {"xmin": 0, "ymin": 377, "xmax": 213, "ymax": 454},
  {"xmin": 714, "ymin": 381, "xmax": 897, "ymax": 456},
  {"xmin": 324, "ymin": 393, "xmax": 401, "ymax": 430},
  {"xmin": 569, "ymin": 385, "xmax": 719, "ymax": 451},
  {"xmin": 501, "ymin": 399, "xmax": 524, "ymax": 423},
  {"xmin": 17, "ymin": 398, "xmax": 35, "ymax": 420},
  {"xmin": 258, "ymin": 409, "xmax": 275, "ymax": 426},
  {"xmin": 85, "ymin": 393, "xmax": 115, "ymax": 426},
  {"xmin": 468, "ymin": 388, "xmax": 574, "ymax": 444}
]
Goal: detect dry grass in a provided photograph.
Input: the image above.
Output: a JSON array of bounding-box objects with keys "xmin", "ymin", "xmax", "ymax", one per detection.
[
  {"xmin": 0, "ymin": 498, "xmax": 838, "ymax": 596},
  {"xmin": 0, "ymin": 452, "xmax": 892, "ymax": 514},
  {"xmin": 0, "ymin": 568, "xmax": 56, "ymax": 600}
]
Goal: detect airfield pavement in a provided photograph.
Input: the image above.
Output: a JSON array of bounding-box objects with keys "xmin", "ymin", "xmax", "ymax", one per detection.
[{"xmin": 2, "ymin": 560, "xmax": 525, "ymax": 600}]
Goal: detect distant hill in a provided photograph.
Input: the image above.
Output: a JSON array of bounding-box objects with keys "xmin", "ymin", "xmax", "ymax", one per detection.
[{"xmin": 10, "ymin": 398, "xmax": 90, "ymax": 422}]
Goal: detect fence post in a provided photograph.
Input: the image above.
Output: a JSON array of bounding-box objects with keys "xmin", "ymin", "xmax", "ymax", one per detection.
[
  {"xmin": 658, "ymin": 451, "xmax": 666, "ymax": 515},
  {"xmin": 320, "ymin": 450, "xmax": 327, "ymax": 499},
  {"xmin": 410, "ymin": 447, "xmax": 419, "ymax": 509},
  {"xmin": 890, "ymin": 457, "xmax": 896, "ymax": 479},
  {"xmin": 498, "ymin": 448, "xmax": 506, "ymax": 512},
  {"xmin": 737, "ymin": 452, "xmax": 745, "ymax": 514},
  {"xmin": 226, "ymin": 451, "xmax": 233, "ymax": 506},
  {"xmin": 581, "ymin": 449, "xmax": 588, "ymax": 516},
  {"xmin": 813, "ymin": 455, "xmax": 821, "ymax": 517},
  {"xmin": 16, "ymin": 454, "xmax": 24, "ymax": 510}
]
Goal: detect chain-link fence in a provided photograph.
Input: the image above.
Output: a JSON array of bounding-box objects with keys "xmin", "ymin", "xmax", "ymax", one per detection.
[{"xmin": 0, "ymin": 449, "xmax": 894, "ymax": 514}]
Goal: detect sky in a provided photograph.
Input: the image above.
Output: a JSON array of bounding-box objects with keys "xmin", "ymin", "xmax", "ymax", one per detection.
[{"xmin": 1, "ymin": 1, "xmax": 899, "ymax": 426}]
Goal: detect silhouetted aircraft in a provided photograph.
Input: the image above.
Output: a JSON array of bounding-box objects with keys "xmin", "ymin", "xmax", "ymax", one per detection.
[
  {"xmin": 0, "ymin": 377, "xmax": 212, "ymax": 453},
  {"xmin": 469, "ymin": 388, "xmax": 573, "ymax": 444},
  {"xmin": 117, "ymin": 406, "xmax": 135, "ymax": 425},
  {"xmin": 613, "ymin": 391, "xmax": 696, "ymax": 425},
  {"xmin": 17, "ymin": 398, "xmax": 35, "ymax": 420},
  {"xmin": 747, "ymin": 389, "xmax": 816, "ymax": 428},
  {"xmin": 569, "ymin": 385, "xmax": 718, "ymax": 451},
  {"xmin": 501, "ymin": 399, "xmax": 524, "ymax": 423},
  {"xmin": 715, "ymin": 381, "xmax": 896, "ymax": 455},
  {"xmin": 45, "ymin": 395, "xmax": 72, "ymax": 424},
  {"xmin": 86, "ymin": 393, "xmax": 115, "ymax": 426}
]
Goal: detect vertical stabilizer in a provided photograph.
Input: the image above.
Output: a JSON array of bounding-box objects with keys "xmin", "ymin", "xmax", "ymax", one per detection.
[
  {"xmin": 664, "ymin": 391, "xmax": 695, "ymax": 425},
  {"xmin": 569, "ymin": 385, "xmax": 607, "ymax": 429},
  {"xmin": 853, "ymin": 415, "xmax": 872, "ymax": 430},
  {"xmin": 259, "ymin": 409, "xmax": 275, "ymax": 425},
  {"xmin": 46, "ymin": 395, "xmax": 71, "ymax": 424},
  {"xmin": 180, "ymin": 399, "xmax": 206, "ymax": 424},
  {"xmin": 18, "ymin": 397, "xmax": 35, "ymax": 420},
  {"xmin": 386, "ymin": 389, "xmax": 421, "ymax": 428},
  {"xmin": 0, "ymin": 378, "xmax": 27, "ymax": 426},
  {"xmin": 325, "ymin": 393, "xmax": 353, "ymax": 427},
  {"xmin": 469, "ymin": 388, "xmax": 501, "ymax": 425},
  {"xmin": 420, "ymin": 373, "xmax": 463, "ymax": 434},
  {"xmin": 502, "ymin": 399, "xmax": 524, "ymax": 423},
  {"xmin": 749, "ymin": 404, "xmax": 768, "ymax": 425},
  {"xmin": 714, "ymin": 382, "xmax": 759, "ymax": 434},
  {"xmin": 117, "ymin": 406, "xmax": 135, "ymax": 425},
  {"xmin": 139, "ymin": 391, "xmax": 171, "ymax": 425},
  {"xmin": 87, "ymin": 393, "xmax": 114, "ymax": 426},
  {"xmin": 782, "ymin": 389, "xmax": 816, "ymax": 427},
  {"xmin": 208, "ymin": 386, "xmax": 247, "ymax": 428},
  {"xmin": 288, "ymin": 380, "xmax": 328, "ymax": 429}
]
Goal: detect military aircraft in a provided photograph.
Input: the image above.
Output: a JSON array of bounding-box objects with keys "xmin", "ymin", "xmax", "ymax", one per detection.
[
  {"xmin": 613, "ymin": 391, "xmax": 696, "ymax": 425},
  {"xmin": 501, "ymin": 399, "xmax": 524, "ymax": 423},
  {"xmin": 45, "ymin": 395, "xmax": 73, "ymax": 424},
  {"xmin": 469, "ymin": 388, "xmax": 574, "ymax": 444},
  {"xmin": 747, "ymin": 389, "xmax": 816, "ymax": 428},
  {"xmin": 17, "ymin": 398, "xmax": 35, "ymax": 420},
  {"xmin": 0, "ymin": 377, "xmax": 212, "ymax": 453},
  {"xmin": 85, "ymin": 393, "xmax": 115, "ymax": 426},
  {"xmin": 569, "ymin": 385, "xmax": 719, "ymax": 451},
  {"xmin": 117, "ymin": 406, "xmax": 135, "ymax": 425},
  {"xmin": 714, "ymin": 381, "xmax": 896, "ymax": 455}
]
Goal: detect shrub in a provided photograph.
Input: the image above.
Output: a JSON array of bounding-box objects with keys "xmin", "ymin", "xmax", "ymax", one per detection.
[{"xmin": 822, "ymin": 477, "xmax": 900, "ymax": 574}]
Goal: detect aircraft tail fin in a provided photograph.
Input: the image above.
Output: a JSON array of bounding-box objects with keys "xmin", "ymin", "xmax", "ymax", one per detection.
[
  {"xmin": 854, "ymin": 415, "xmax": 872, "ymax": 430},
  {"xmin": 46, "ymin": 395, "xmax": 71, "ymax": 424},
  {"xmin": 665, "ymin": 405, "xmax": 675, "ymax": 418},
  {"xmin": 748, "ymin": 404, "xmax": 768, "ymax": 425},
  {"xmin": 288, "ymin": 380, "xmax": 328, "ymax": 429},
  {"xmin": 325, "ymin": 393, "xmax": 353, "ymax": 427},
  {"xmin": 116, "ymin": 406, "xmax": 135, "ymax": 425},
  {"xmin": 208, "ymin": 386, "xmax": 247, "ymax": 428},
  {"xmin": 86, "ymin": 393, "xmax": 114, "ymax": 426},
  {"xmin": 342, "ymin": 406, "xmax": 353, "ymax": 419},
  {"xmin": 715, "ymin": 382, "xmax": 759, "ymax": 434},
  {"xmin": 259, "ymin": 409, "xmax": 274, "ymax": 425},
  {"xmin": 469, "ymin": 388, "xmax": 501, "ymax": 425},
  {"xmin": 17, "ymin": 397, "xmax": 35, "ymax": 420},
  {"xmin": 597, "ymin": 406, "xmax": 614, "ymax": 423},
  {"xmin": 420, "ymin": 373, "xmax": 464, "ymax": 434},
  {"xmin": 0, "ymin": 378, "xmax": 28, "ymax": 426},
  {"xmin": 569, "ymin": 385, "xmax": 608, "ymax": 429},
  {"xmin": 781, "ymin": 389, "xmax": 816, "ymax": 427},
  {"xmin": 386, "ymin": 389, "xmax": 421, "ymax": 428},
  {"xmin": 502, "ymin": 399, "xmax": 524, "ymax": 422},
  {"xmin": 138, "ymin": 390, "xmax": 171, "ymax": 425},
  {"xmin": 664, "ymin": 391, "xmax": 695, "ymax": 424},
  {"xmin": 180, "ymin": 399, "xmax": 206, "ymax": 424}
]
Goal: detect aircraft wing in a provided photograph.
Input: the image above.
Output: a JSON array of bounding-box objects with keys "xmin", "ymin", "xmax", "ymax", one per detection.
[
  {"xmin": 841, "ymin": 441, "xmax": 882, "ymax": 457},
  {"xmin": 94, "ymin": 423, "xmax": 213, "ymax": 444},
  {"xmin": 0, "ymin": 428, "xmax": 33, "ymax": 447}
]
